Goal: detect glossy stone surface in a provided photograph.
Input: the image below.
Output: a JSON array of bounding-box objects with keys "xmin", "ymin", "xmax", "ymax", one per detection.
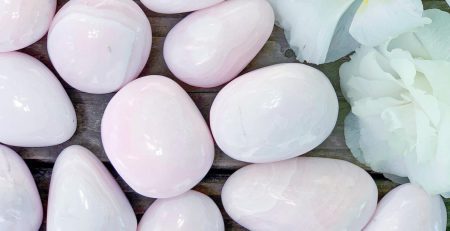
[
  {"xmin": 141, "ymin": 0, "xmax": 224, "ymax": 14},
  {"xmin": 0, "ymin": 52, "xmax": 77, "ymax": 147},
  {"xmin": 138, "ymin": 190, "xmax": 224, "ymax": 231},
  {"xmin": 0, "ymin": 0, "xmax": 56, "ymax": 52},
  {"xmin": 47, "ymin": 145, "xmax": 137, "ymax": 231},
  {"xmin": 0, "ymin": 145, "xmax": 43, "ymax": 230},
  {"xmin": 365, "ymin": 183, "xmax": 447, "ymax": 231},
  {"xmin": 222, "ymin": 157, "xmax": 378, "ymax": 231},
  {"xmin": 48, "ymin": 0, "xmax": 152, "ymax": 94},
  {"xmin": 102, "ymin": 76, "xmax": 214, "ymax": 198},
  {"xmin": 164, "ymin": 0, "xmax": 274, "ymax": 87},
  {"xmin": 210, "ymin": 63, "xmax": 338, "ymax": 163}
]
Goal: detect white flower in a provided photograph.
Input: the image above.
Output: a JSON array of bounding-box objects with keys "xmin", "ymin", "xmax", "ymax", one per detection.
[
  {"xmin": 341, "ymin": 9, "xmax": 450, "ymax": 197},
  {"xmin": 268, "ymin": 0, "xmax": 360, "ymax": 64},
  {"xmin": 349, "ymin": 0, "xmax": 430, "ymax": 47},
  {"xmin": 268, "ymin": 0, "xmax": 429, "ymax": 64}
]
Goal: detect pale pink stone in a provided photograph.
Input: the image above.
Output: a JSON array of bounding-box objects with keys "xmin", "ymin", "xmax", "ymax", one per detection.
[
  {"xmin": 364, "ymin": 183, "xmax": 447, "ymax": 231},
  {"xmin": 0, "ymin": 145, "xmax": 43, "ymax": 230},
  {"xmin": 47, "ymin": 0, "xmax": 152, "ymax": 94},
  {"xmin": 138, "ymin": 190, "xmax": 224, "ymax": 231},
  {"xmin": 222, "ymin": 157, "xmax": 378, "ymax": 231},
  {"xmin": 140, "ymin": 0, "xmax": 224, "ymax": 14},
  {"xmin": 101, "ymin": 76, "xmax": 214, "ymax": 198},
  {"xmin": 210, "ymin": 63, "xmax": 338, "ymax": 163},
  {"xmin": 164, "ymin": 0, "xmax": 274, "ymax": 88},
  {"xmin": 0, "ymin": 0, "xmax": 56, "ymax": 52},
  {"xmin": 0, "ymin": 52, "xmax": 77, "ymax": 147},
  {"xmin": 47, "ymin": 145, "xmax": 137, "ymax": 231}
]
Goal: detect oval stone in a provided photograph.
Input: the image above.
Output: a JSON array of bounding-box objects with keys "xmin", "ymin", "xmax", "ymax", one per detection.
[
  {"xmin": 138, "ymin": 190, "xmax": 224, "ymax": 231},
  {"xmin": 210, "ymin": 63, "xmax": 338, "ymax": 163},
  {"xmin": 47, "ymin": 145, "xmax": 137, "ymax": 231},
  {"xmin": 102, "ymin": 76, "xmax": 215, "ymax": 198},
  {"xmin": 364, "ymin": 183, "xmax": 447, "ymax": 231},
  {"xmin": 222, "ymin": 157, "xmax": 378, "ymax": 230},
  {"xmin": 48, "ymin": 0, "xmax": 152, "ymax": 94},
  {"xmin": 140, "ymin": 0, "xmax": 224, "ymax": 14},
  {"xmin": 0, "ymin": 52, "xmax": 77, "ymax": 147},
  {"xmin": 164, "ymin": 0, "xmax": 274, "ymax": 87},
  {"xmin": 0, "ymin": 0, "xmax": 56, "ymax": 52},
  {"xmin": 0, "ymin": 145, "xmax": 43, "ymax": 230}
]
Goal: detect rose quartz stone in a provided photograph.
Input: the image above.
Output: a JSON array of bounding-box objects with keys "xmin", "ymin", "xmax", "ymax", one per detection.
[
  {"xmin": 222, "ymin": 157, "xmax": 378, "ymax": 231},
  {"xmin": 101, "ymin": 76, "xmax": 214, "ymax": 198},
  {"xmin": 140, "ymin": 0, "xmax": 224, "ymax": 14},
  {"xmin": 47, "ymin": 0, "xmax": 152, "ymax": 94},
  {"xmin": 0, "ymin": 145, "xmax": 43, "ymax": 230},
  {"xmin": 164, "ymin": 0, "xmax": 274, "ymax": 87},
  {"xmin": 47, "ymin": 145, "xmax": 137, "ymax": 231},
  {"xmin": 364, "ymin": 183, "xmax": 447, "ymax": 231},
  {"xmin": 138, "ymin": 190, "xmax": 224, "ymax": 231},
  {"xmin": 0, "ymin": 52, "xmax": 77, "ymax": 147},
  {"xmin": 0, "ymin": 0, "xmax": 56, "ymax": 52},
  {"xmin": 210, "ymin": 63, "xmax": 339, "ymax": 163}
]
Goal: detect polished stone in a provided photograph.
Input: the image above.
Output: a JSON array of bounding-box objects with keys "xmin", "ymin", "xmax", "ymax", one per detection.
[
  {"xmin": 164, "ymin": 0, "xmax": 274, "ymax": 87},
  {"xmin": 222, "ymin": 157, "xmax": 378, "ymax": 230},
  {"xmin": 48, "ymin": 0, "xmax": 152, "ymax": 94},
  {"xmin": 102, "ymin": 76, "xmax": 214, "ymax": 198},
  {"xmin": 47, "ymin": 145, "xmax": 137, "ymax": 231}
]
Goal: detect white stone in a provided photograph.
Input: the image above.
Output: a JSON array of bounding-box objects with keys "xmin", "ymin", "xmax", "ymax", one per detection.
[
  {"xmin": 47, "ymin": 145, "xmax": 137, "ymax": 231},
  {"xmin": 0, "ymin": 52, "xmax": 77, "ymax": 147},
  {"xmin": 138, "ymin": 190, "xmax": 224, "ymax": 231},
  {"xmin": 0, "ymin": 145, "xmax": 43, "ymax": 230},
  {"xmin": 222, "ymin": 157, "xmax": 378, "ymax": 231},
  {"xmin": 210, "ymin": 63, "xmax": 338, "ymax": 163}
]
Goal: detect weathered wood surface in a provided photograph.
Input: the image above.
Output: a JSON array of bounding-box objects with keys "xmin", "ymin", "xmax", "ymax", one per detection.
[{"xmin": 4, "ymin": 0, "xmax": 449, "ymax": 230}]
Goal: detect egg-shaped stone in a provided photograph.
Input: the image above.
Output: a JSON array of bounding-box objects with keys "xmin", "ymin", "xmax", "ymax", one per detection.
[
  {"xmin": 47, "ymin": 145, "xmax": 137, "ymax": 231},
  {"xmin": 210, "ymin": 63, "xmax": 338, "ymax": 163},
  {"xmin": 141, "ymin": 0, "xmax": 224, "ymax": 14},
  {"xmin": 101, "ymin": 76, "xmax": 214, "ymax": 198},
  {"xmin": 0, "ymin": 145, "xmax": 43, "ymax": 230},
  {"xmin": 364, "ymin": 183, "xmax": 446, "ymax": 231},
  {"xmin": 222, "ymin": 157, "xmax": 378, "ymax": 231},
  {"xmin": 47, "ymin": 0, "xmax": 152, "ymax": 94},
  {"xmin": 0, "ymin": 0, "xmax": 56, "ymax": 52},
  {"xmin": 0, "ymin": 52, "xmax": 77, "ymax": 147},
  {"xmin": 138, "ymin": 190, "xmax": 224, "ymax": 231},
  {"xmin": 164, "ymin": 0, "xmax": 274, "ymax": 88}
]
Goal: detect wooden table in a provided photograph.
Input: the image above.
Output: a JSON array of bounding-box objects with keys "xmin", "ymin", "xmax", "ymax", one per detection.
[{"xmin": 7, "ymin": 0, "xmax": 450, "ymax": 230}]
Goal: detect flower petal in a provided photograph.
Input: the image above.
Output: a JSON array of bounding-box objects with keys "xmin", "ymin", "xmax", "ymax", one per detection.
[
  {"xmin": 349, "ymin": 0, "xmax": 430, "ymax": 47},
  {"xmin": 268, "ymin": 0, "xmax": 358, "ymax": 64},
  {"xmin": 414, "ymin": 9, "xmax": 450, "ymax": 61}
]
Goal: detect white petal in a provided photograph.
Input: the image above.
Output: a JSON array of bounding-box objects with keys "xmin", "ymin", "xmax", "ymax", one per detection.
[
  {"xmin": 414, "ymin": 9, "xmax": 450, "ymax": 61},
  {"xmin": 268, "ymin": 0, "xmax": 358, "ymax": 64},
  {"xmin": 350, "ymin": 0, "xmax": 430, "ymax": 47},
  {"xmin": 344, "ymin": 113, "xmax": 366, "ymax": 164},
  {"xmin": 415, "ymin": 60, "xmax": 450, "ymax": 104}
]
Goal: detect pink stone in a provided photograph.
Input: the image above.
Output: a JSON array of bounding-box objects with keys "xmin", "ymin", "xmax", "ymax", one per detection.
[
  {"xmin": 0, "ymin": 0, "xmax": 56, "ymax": 52},
  {"xmin": 0, "ymin": 145, "xmax": 43, "ymax": 230},
  {"xmin": 364, "ymin": 183, "xmax": 447, "ymax": 231},
  {"xmin": 164, "ymin": 0, "xmax": 274, "ymax": 88},
  {"xmin": 210, "ymin": 63, "xmax": 338, "ymax": 163},
  {"xmin": 47, "ymin": 0, "xmax": 152, "ymax": 94},
  {"xmin": 222, "ymin": 157, "xmax": 378, "ymax": 230},
  {"xmin": 140, "ymin": 0, "xmax": 224, "ymax": 14},
  {"xmin": 101, "ymin": 76, "xmax": 214, "ymax": 198},
  {"xmin": 0, "ymin": 52, "xmax": 77, "ymax": 147},
  {"xmin": 138, "ymin": 190, "xmax": 224, "ymax": 231},
  {"xmin": 47, "ymin": 145, "xmax": 137, "ymax": 231}
]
